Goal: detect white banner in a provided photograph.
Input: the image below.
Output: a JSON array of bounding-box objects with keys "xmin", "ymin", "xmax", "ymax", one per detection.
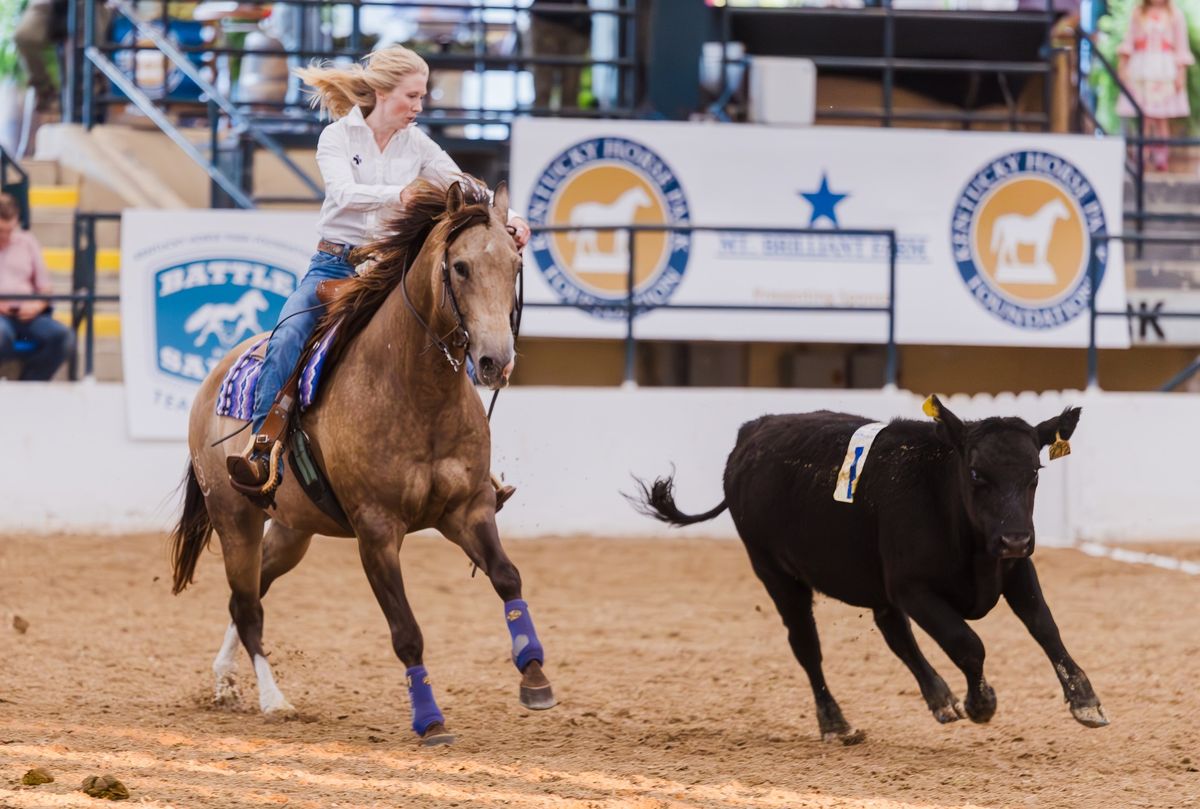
[
  {"xmin": 120, "ymin": 210, "xmax": 318, "ymax": 440},
  {"xmin": 509, "ymin": 119, "xmax": 1129, "ymax": 348}
]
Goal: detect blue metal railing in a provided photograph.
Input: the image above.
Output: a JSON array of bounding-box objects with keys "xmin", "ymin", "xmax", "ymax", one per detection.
[
  {"xmin": 528, "ymin": 224, "xmax": 900, "ymax": 388},
  {"xmin": 0, "ymin": 145, "xmax": 31, "ymax": 230}
]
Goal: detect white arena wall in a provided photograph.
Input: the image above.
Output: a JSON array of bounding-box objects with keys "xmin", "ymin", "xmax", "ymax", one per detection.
[{"xmin": 0, "ymin": 382, "xmax": 1190, "ymax": 545}]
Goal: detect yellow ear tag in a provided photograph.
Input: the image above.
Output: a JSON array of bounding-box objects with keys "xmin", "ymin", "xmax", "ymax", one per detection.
[
  {"xmin": 922, "ymin": 395, "xmax": 941, "ymax": 420},
  {"xmin": 1049, "ymin": 432, "xmax": 1071, "ymax": 461}
]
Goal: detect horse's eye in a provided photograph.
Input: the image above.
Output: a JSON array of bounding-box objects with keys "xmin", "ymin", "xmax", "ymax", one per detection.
[{"xmin": 453, "ymin": 261, "xmax": 470, "ymax": 280}]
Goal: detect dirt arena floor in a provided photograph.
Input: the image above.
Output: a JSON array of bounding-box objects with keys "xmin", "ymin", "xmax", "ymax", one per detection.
[{"xmin": 1, "ymin": 532, "xmax": 1197, "ymax": 809}]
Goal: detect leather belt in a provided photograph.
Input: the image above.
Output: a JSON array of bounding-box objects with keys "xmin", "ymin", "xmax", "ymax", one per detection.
[{"xmin": 317, "ymin": 239, "xmax": 355, "ymax": 259}]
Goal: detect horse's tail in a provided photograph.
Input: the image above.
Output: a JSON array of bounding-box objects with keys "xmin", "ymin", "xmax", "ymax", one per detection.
[
  {"xmin": 171, "ymin": 460, "xmax": 214, "ymax": 595},
  {"xmin": 627, "ymin": 471, "xmax": 728, "ymax": 527}
]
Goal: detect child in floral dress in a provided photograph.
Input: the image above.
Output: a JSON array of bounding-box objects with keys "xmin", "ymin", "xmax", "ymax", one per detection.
[{"xmin": 1118, "ymin": 0, "xmax": 1194, "ymax": 171}]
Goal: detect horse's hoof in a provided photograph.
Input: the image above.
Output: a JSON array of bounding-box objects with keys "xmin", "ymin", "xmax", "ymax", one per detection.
[
  {"xmin": 420, "ymin": 722, "xmax": 455, "ymax": 747},
  {"xmin": 822, "ymin": 728, "xmax": 867, "ymax": 746},
  {"xmin": 520, "ymin": 683, "xmax": 557, "ymax": 711},
  {"xmin": 1071, "ymin": 702, "xmax": 1109, "ymax": 728}
]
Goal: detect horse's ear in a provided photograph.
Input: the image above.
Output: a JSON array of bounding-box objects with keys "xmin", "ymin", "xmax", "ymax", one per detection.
[
  {"xmin": 447, "ymin": 182, "xmax": 466, "ymax": 214},
  {"xmin": 492, "ymin": 181, "xmax": 509, "ymax": 219}
]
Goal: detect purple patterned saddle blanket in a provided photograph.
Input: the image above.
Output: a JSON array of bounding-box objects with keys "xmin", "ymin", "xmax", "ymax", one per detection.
[{"xmin": 215, "ymin": 325, "xmax": 339, "ymax": 421}]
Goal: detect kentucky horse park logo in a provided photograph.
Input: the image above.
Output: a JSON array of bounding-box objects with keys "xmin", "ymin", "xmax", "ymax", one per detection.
[
  {"xmin": 154, "ymin": 259, "xmax": 297, "ymax": 381},
  {"xmin": 526, "ymin": 137, "xmax": 691, "ymax": 318},
  {"xmin": 951, "ymin": 150, "xmax": 1108, "ymax": 330}
]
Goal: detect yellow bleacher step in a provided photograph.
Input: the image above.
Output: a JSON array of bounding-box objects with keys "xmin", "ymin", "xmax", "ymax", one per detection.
[
  {"xmin": 42, "ymin": 247, "xmax": 122, "ymax": 274},
  {"xmin": 53, "ymin": 311, "xmax": 121, "ymax": 339},
  {"xmin": 29, "ymin": 185, "xmax": 81, "ymax": 208}
]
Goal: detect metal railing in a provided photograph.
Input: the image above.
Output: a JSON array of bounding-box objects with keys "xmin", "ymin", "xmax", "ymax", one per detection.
[
  {"xmin": 43, "ymin": 217, "xmax": 1200, "ymax": 392},
  {"xmin": 710, "ymin": 2, "xmax": 1058, "ymax": 129},
  {"xmin": 527, "ymin": 224, "xmax": 900, "ymax": 388},
  {"xmin": 0, "ymin": 145, "xmax": 31, "ymax": 229},
  {"xmin": 1088, "ymin": 232, "xmax": 1200, "ymax": 391}
]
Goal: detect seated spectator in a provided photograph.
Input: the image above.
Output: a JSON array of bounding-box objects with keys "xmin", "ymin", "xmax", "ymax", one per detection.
[{"xmin": 0, "ymin": 194, "xmax": 73, "ymax": 381}]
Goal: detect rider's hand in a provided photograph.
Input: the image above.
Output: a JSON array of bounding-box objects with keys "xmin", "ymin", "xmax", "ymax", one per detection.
[{"xmin": 508, "ymin": 216, "xmax": 531, "ymax": 251}]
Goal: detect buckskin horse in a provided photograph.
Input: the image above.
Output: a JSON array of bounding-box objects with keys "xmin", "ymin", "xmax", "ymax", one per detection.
[{"xmin": 170, "ymin": 179, "xmax": 554, "ymax": 745}]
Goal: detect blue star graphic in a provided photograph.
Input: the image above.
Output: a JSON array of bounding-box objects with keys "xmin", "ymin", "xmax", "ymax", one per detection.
[{"xmin": 799, "ymin": 173, "xmax": 849, "ymax": 228}]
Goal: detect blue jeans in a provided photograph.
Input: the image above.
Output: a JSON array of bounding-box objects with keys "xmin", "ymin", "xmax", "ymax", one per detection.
[
  {"xmin": 251, "ymin": 250, "xmax": 355, "ymax": 432},
  {"xmin": 0, "ymin": 311, "xmax": 74, "ymax": 381}
]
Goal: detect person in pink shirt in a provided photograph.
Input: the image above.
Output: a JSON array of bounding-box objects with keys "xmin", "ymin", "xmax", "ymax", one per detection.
[
  {"xmin": 0, "ymin": 193, "xmax": 73, "ymax": 380},
  {"xmin": 1117, "ymin": 0, "xmax": 1195, "ymax": 171}
]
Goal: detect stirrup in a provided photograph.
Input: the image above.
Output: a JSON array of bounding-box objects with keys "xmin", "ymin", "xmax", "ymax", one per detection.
[
  {"xmin": 491, "ymin": 474, "xmax": 516, "ymax": 513},
  {"xmin": 228, "ymin": 436, "xmax": 284, "ymax": 497}
]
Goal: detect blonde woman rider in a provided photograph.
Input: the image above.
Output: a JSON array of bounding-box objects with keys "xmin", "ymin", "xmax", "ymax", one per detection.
[{"xmin": 228, "ymin": 45, "xmax": 530, "ymax": 499}]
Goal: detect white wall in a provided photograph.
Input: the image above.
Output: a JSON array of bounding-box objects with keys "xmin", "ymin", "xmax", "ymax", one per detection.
[{"xmin": 0, "ymin": 382, "xmax": 1188, "ymax": 544}]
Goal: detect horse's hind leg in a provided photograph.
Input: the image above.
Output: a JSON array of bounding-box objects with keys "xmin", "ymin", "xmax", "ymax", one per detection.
[
  {"xmin": 212, "ymin": 505, "xmax": 296, "ymax": 716},
  {"xmin": 443, "ymin": 507, "xmax": 556, "ymax": 711},
  {"xmin": 211, "ymin": 523, "xmax": 313, "ymax": 706},
  {"xmin": 356, "ymin": 518, "xmax": 455, "ymax": 746}
]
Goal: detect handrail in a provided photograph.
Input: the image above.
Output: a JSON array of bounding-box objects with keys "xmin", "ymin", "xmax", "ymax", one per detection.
[
  {"xmin": 713, "ymin": 0, "xmax": 1057, "ymax": 129},
  {"xmin": 84, "ymin": 46, "xmax": 257, "ymax": 209},
  {"xmin": 529, "ymin": 223, "xmax": 900, "ymax": 388},
  {"xmin": 106, "ymin": 0, "xmax": 323, "ymax": 201},
  {"xmin": 0, "ymin": 145, "xmax": 31, "ymax": 229},
  {"xmin": 1074, "ymin": 27, "xmax": 1145, "ymax": 247}
]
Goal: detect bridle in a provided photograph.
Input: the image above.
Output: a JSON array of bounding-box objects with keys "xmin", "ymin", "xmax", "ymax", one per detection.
[{"xmin": 397, "ymin": 214, "xmax": 524, "ymax": 385}]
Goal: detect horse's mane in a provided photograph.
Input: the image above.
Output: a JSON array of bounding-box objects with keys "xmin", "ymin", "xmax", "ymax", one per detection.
[{"xmin": 305, "ymin": 176, "xmax": 493, "ymax": 378}]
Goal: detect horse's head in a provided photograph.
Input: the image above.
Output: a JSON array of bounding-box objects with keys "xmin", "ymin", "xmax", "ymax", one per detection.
[{"xmin": 439, "ymin": 180, "xmax": 522, "ymax": 390}]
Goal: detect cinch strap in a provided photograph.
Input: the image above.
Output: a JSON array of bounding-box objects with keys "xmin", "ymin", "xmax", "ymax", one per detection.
[
  {"xmin": 405, "ymin": 665, "xmax": 445, "ymax": 735},
  {"xmin": 503, "ymin": 599, "xmax": 544, "ymax": 671}
]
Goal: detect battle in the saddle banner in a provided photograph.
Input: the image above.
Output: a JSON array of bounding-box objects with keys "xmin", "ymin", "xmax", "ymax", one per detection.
[{"xmin": 120, "ymin": 210, "xmax": 316, "ymax": 439}]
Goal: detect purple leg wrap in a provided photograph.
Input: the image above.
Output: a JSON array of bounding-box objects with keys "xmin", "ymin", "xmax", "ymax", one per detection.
[
  {"xmin": 504, "ymin": 599, "xmax": 544, "ymax": 671},
  {"xmin": 405, "ymin": 665, "xmax": 445, "ymax": 735}
]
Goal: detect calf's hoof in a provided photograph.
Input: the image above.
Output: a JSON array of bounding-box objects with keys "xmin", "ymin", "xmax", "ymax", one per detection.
[
  {"xmin": 931, "ymin": 699, "xmax": 965, "ymax": 724},
  {"xmin": 519, "ymin": 661, "xmax": 557, "ymax": 710},
  {"xmin": 1070, "ymin": 702, "xmax": 1109, "ymax": 728},
  {"xmin": 965, "ymin": 683, "xmax": 997, "ymax": 724},
  {"xmin": 822, "ymin": 727, "xmax": 867, "ymax": 746},
  {"xmin": 420, "ymin": 722, "xmax": 455, "ymax": 747}
]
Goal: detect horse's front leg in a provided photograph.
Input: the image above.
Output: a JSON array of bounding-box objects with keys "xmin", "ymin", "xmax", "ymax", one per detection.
[
  {"xmin": 356, "ymin": 517, "xmax": 455, "ymax": 746},
  {"xmin": 442, "ymin": 494, "xmax": 556, "ymax": 711}
]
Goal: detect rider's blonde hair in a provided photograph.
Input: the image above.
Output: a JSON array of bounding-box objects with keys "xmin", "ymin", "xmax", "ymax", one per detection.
[{"xmin": 294, "ymin": 45, "xmax": 429, "ymax": 119}]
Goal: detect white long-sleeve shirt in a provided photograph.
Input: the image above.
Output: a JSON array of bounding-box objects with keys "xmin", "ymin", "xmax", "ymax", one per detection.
[{"xmin": 315, "ymin": 105, "xmax": 466, "ymax": 247}]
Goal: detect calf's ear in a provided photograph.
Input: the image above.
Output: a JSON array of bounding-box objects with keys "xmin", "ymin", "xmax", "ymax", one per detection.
[
  {"xmin": 924, "ymin": 394, "xmax": 965, "ymax": 450},
  {"xmin": 1036, "ymin": 406, "xmax": 1082, "ymax": 456}
]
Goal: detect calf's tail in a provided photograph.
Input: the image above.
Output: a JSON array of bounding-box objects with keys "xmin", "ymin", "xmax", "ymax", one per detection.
[
  {"xmin": 171, "ymin": 460, "xmax": 214, "ymax": 595},
  {"xmin": 629, "ymin": 472, "xmax": 727, "ymax": 526}
]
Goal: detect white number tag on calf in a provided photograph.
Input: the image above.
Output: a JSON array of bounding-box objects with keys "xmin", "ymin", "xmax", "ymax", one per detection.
[{"xmin": 833, "ymin": 422, "xmax": 887, "ymax": 504}]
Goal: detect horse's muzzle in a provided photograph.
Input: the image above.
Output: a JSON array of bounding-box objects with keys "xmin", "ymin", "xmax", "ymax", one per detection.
[{"xmin": 475, "ymin": 352, "xmax": 514, "ymax": 389}]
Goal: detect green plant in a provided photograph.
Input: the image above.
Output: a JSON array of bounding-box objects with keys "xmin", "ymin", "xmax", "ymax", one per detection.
[{"xmin": 0, "ymin": 0, "xmax": 27, "ymax": 82}]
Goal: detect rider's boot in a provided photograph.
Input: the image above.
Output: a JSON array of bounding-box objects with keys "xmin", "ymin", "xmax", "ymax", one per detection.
[{"xmin": 227, "ymin": 389, "xmax": 293, "ymax": 493}]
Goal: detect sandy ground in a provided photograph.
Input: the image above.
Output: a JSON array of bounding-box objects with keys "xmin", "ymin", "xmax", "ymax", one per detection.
[{"xmin": 0, "ymin": 532, "xmax": 1197, "ymax": 809}]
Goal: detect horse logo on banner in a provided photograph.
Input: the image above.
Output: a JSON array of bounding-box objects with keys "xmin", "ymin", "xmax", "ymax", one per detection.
[
  {"xmin": 950, "ymin": 150, "xmax": 1108, "ymax": 330},
  {"xmin": 526, "ymin": 137, "xmax": 692, "ymax": 319},
  {"xmin": 155, "ymin": 259, "xmax": 297, "ymax": 382}
]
